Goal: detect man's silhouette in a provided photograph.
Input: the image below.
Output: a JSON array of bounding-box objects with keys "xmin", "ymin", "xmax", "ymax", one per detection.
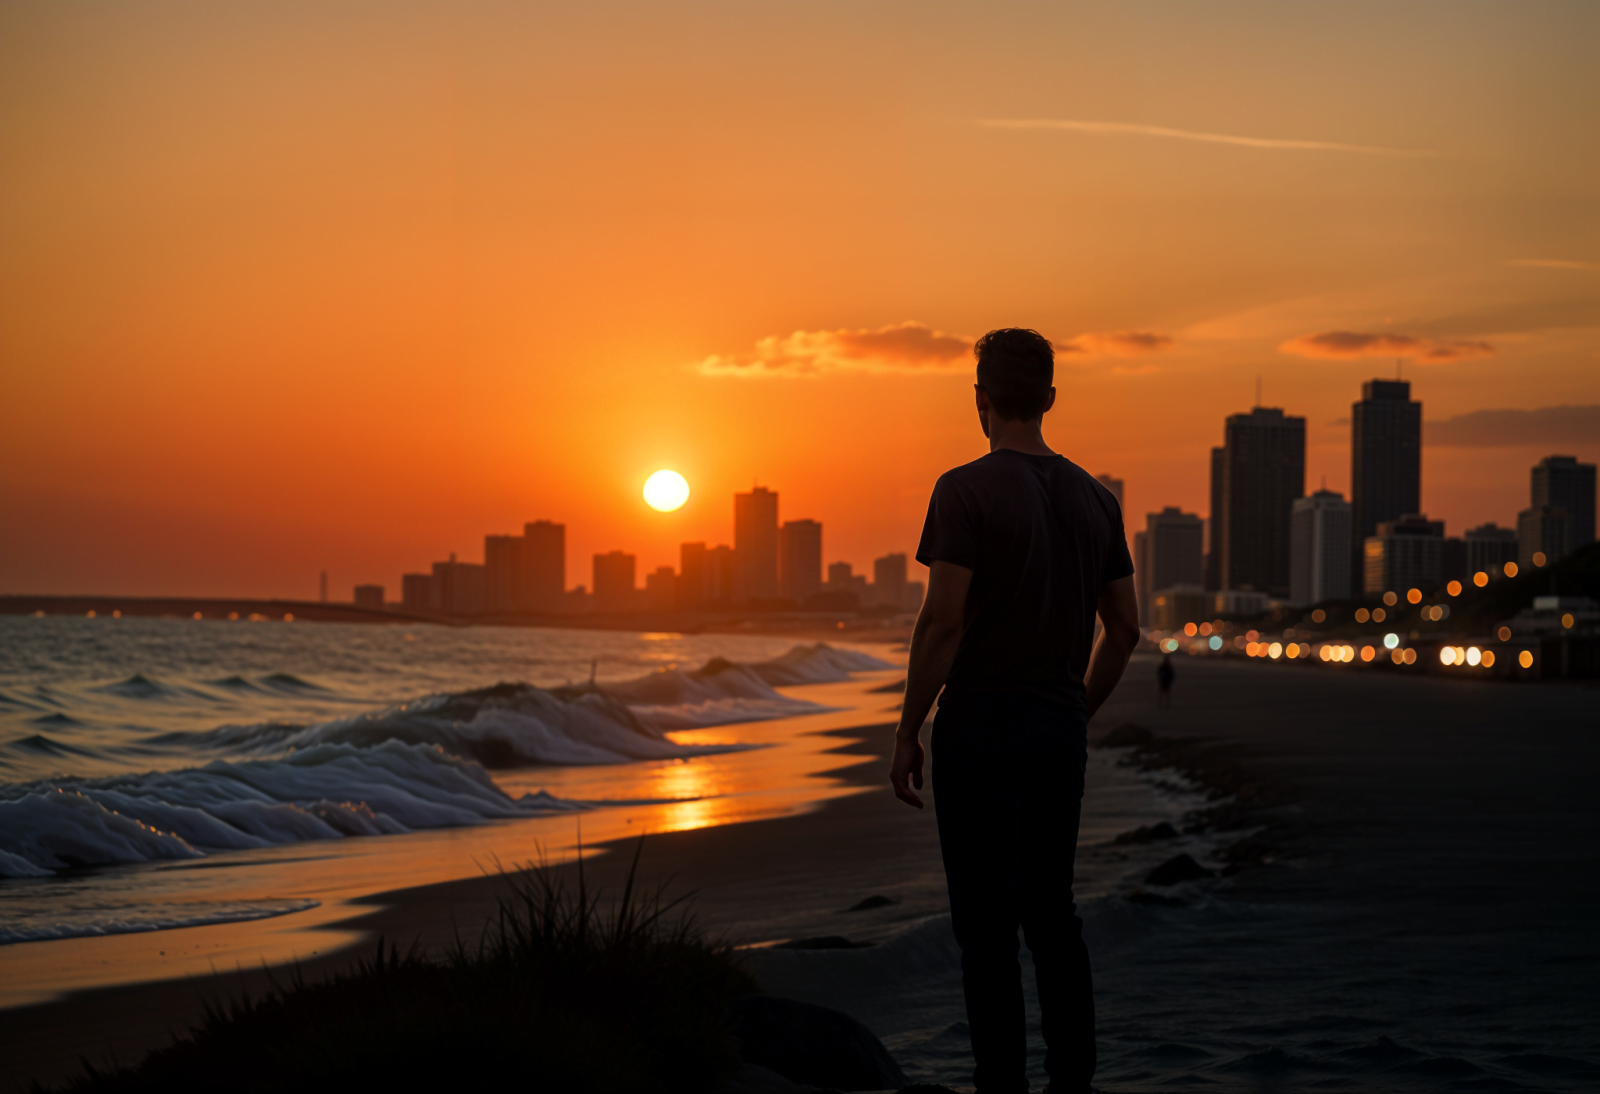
[
  {"xmin": 1157, "ymin": 654, "xmax": 1175, "ymax": 709},
  {"xmin": 890, "ymin": 328, "xmax": 1140, "ymax": 1094}
]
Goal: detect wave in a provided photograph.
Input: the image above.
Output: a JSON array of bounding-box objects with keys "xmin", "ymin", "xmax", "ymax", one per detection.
[
  {"xmin": 0, "ymin": 741, "xmax": 590, "ymax": 877},
  {"xmin": 0, "ymin": 898, "xmax": 324, "ymax": 945}
]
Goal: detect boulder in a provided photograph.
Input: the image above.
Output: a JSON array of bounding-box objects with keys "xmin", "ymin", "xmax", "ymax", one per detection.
[
  {"xmin": 1144, "ymin": 853, "xmax": 1215, "ymax": 886},
  {"xmin": 726, "ymin": 995, "xmax": 909, "ymax": 1092}
]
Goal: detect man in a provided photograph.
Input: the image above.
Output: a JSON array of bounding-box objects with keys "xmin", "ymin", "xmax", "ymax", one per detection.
[
  {"xmin": 1157, "ymin": 653, "xmax": 1175, "ymax": 709},
  {"xmin": 890, "ymin": 328, "xmax": 1141, "ymax": 1094}
]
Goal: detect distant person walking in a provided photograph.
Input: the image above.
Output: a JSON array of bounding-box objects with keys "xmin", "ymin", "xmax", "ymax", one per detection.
[
  {"xmin": 1157, "ymin": 654, "xmax": 1175, "ymax": 708},
  {"xmin": 890, "ymin": 329, "xmax": 1140, "ymax": 1094}
]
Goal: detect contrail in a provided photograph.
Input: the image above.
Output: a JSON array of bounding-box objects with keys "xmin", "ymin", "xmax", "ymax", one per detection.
[{"xmin": 979, "ymin": 118, "xmax": 1434, "ymax": 158}]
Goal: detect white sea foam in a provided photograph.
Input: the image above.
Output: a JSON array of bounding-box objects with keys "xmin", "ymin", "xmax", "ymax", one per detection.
[
  {"xmin": 0, "ymin": 741, "xmax": 588, "ymax": 876},
  {"xmin": 0, "ymin": 898, "xmax": 323, "ymax": 945}
]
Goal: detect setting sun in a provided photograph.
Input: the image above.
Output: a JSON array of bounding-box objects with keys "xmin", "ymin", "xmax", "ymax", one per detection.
[{"xmin": 643, "ymin": 470, "xmax": 690, "ymax": 512}]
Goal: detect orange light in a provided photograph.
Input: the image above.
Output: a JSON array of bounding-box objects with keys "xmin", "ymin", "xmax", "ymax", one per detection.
[
  {"xmin": 1562, "ymin": 613, "xmax": 1575, "ymax": 629},
  {"xmin": 1390, "ymin": 648, "xmax": 1405, "ymax": 664},
  {"xmin": 1497, "ymin": 626, "xmax": 1511, "ymax": 641},
  {"xmin": 1447, "ymin": 580, "xmax": 1462, "ymax": 597},
  {"xmin": 1311, "ymin": 609, "xmax": 1326, "ymax": 623},
  {"xmin": 1402, "ymin": 648, "xmax": 1417, "ymax": 665},
  {"xmin": 1246, "ymin": 629, "xmax": 1259, "ymax": 642},
  {"xmin": 1532, "ymin": 551, "xmax": 1547, "ymax": 567},
  {"xmin": 1407, "ymin": 588, "xmax": 1422, "ymax": 604},
  {"xmin": 1319, "ymin": 645, "xmax": 1332, "ymax": 662},
  {"xmin": 283, "ymin": 613, "xmax": 295, "ymax": 622},
  {"xmin": 1481, "ymin": 650, "xmax": 1495, "ymax": 668},
  {"xmin": 1286, "ymin": 642, "xmax": 1300, "ymax": 658},
  {"xmin": 192, "ymin": 611, "xmax": 203, "ymax": 620},
  {"xmin": 1360, "ymin": 646, "xmax": 1374, "ymax": 662},
  {"xmin": 1504, "ymin": 562, "xmax": 1519, "ymax": 578},
  {"xmin": 1372, "ymin": 608, "xmax": 1386, "ymax": 623},
  {"xmin": 1473, "ymin": 571, "xmax": 1489, "ymax": 588},
  {"xmin": 1518, "ymin": 650, "xmax": 1533, "ymax": 669},
  {"xmin": 112, "ymin": 610, "xmax": 121, "ymax": 618},
  {"xmin": 1198, "ymin": 622, "xmax": 1213, "ymax": 636},
  {"xmin": 1184, "ymin": 622, "xmax": 1198, "ymax": 637},
  {"xmin": 1246, "ymin": 641, "xmax": 1259, "ymax": 656},
  {"xmin": 1355, "ymin": 608, "xmax": 1370, "ymax": 623}
]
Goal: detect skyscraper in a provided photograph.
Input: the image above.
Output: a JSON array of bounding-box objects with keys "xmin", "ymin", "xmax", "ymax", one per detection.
[
  {"xmin": 678, "ymin": 542, "xmax": 707, "ymax": 608},
  {"xmin": 1290, "ymin": 490, "xmax": 1352, "ymax": 606},
  {"xmin": 1351, "ymin": 379, "xmax": 1422, "ymax": 587},
  {"xmin": 1364, "ymin": 514, "xmax": 1443, "ymax": 595},
  {"xmin": 778, "ymin": 519, "xmax": 823, "ymax": 601},
  {"xmin": 1134, "ymin": 507, "xmax": 1204, "ymax": 625},
  {"xmin": 873, "ymin": 552, "xmax": 909, "ymax": 609},
  {"xmin": 484, "ymin": 534, "xmax": 522, "ymax": 612},
  {"xmin": 1219, "ymin": 406, "xmax": 1306, "ymax": 597},
  {"xmin": 734, "ymin": 486, "xmax": 779, "ymax": 602},
  {"xmin": 592, "ymin": 550, "xmax": 636, "ymax": 613},
  {"xmin": 1517, "ymin": 506, "xmax": 1570, "ymax": 568},
  {"xmin": 1530, "ymin": 455, "xmax": 1596, "ymax": 557},
  {"xmin": 1464, "ymin": 523, "xmax": 1518, "ymax": 578},
  {"xmin": 1205, "ymin": 446, "xmax": 1224, "ymax": 590},
  {"xmin": 522, "ymin": 521, "xmax": 566, "ymax": 610}
]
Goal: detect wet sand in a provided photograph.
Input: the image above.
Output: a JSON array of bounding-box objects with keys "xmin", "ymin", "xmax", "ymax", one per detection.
[{"xmin": 5, "ymin": 654, "xmax": 1598, "ymax": 1092}]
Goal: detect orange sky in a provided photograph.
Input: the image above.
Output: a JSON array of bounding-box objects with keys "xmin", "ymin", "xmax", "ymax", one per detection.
[{"xmin": 3, "ymin": 0, "xmax": 1597, "ymax": 598}]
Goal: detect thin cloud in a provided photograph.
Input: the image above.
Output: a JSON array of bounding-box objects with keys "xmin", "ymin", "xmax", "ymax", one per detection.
[
  {"xmin": 980, "ymin": 118, "xmax": 1433, "ymax": 158},
  {"xmin": 696, "ymin": 321, "xmax": 973, "ymax": 378},
  {"xmin": 1426, "ymin": 405, "xmax": 1600, "ymax": 448},
  {"xmin": 1507, "ymin": 258, "xmax": 1599, "ymax": 271},
  {"xmin": 1062, "ymin": 330, "xmax": 1174, "ymax": 358},
  {"xmin": 1279, "ymin": 330, "xmax": 1494, "ymax": 364}
]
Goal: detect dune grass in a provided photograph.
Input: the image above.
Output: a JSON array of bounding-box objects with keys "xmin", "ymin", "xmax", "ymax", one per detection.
[{"xmin": 48, "ymin": 839, "xmax": 758, "ymax": 1094}]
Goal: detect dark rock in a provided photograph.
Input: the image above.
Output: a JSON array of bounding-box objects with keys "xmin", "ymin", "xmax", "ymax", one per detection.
[
  {"xmin": 726, "ymin": 995, "xmax": 909, "ymax": 1092},
  {"xmin": 1125, "ymin": 889, "xmax": 1186, "ymax": 907},
  {"xmin": 842, "ymin": 895, "xmax": 899, "ymax": 912},
  {"xmin": 771, "ymin": 935, "xmax": 874, "ymax": 950},
  {"xmin": 1112, "ymin": 821, "xmax": 1180, "ymax": 845},
  {"xmin": 1144, "ymin": 853, "xmax": 1215, "ymax": 886},
  {"xmin": 1095, "ymin": 722, "xmax": 1154, "ymax": 748},
  {"xmin": 1216, "ymin": 838, "xmax": 1275, "ymax": 876}
]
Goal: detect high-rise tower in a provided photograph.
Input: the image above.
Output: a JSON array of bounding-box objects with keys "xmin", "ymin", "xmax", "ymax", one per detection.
[
  {"xmin": 1351, "ymin": 379, "xmax": 1422, "ymax": 587},
  {"xmin": 734, "ymin": 486, "xmax": 779, "ymax": 602},
  {"xmin": 1218, "ymin": 406, "xmax": 1306, "ymax": 598}
]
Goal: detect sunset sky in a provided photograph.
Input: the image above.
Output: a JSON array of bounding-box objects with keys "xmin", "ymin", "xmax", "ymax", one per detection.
[{"xmin": 3, "ymin": 0, "xmax": 1597, "ymax": 598}]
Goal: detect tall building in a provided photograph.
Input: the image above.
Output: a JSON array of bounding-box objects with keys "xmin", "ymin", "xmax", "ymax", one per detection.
[
  {"xmin": 1363, "ymin": 514, "xmax": 1443, "ymax": 595},
  {"xmin": 592, "ymin": 551, "xmax": 636, "ymax": 613},
  {"xmin": 1218, "ymin": 407, "xmax": 1306, "ymax": 598},
  {"xmin": 644, "ymin": 566, "xmax": 676, "ymax": 612},
  {"xmin": 1095, "ymin": 474, "xmax": 1124, "ymax": 513},
  {"xmin": 1134, "ymin": 508, "xmax": 1204, "ymax": 625},
  {"xmin": 1517, "ymin": 506, "xmax": 1570, "ymax": 568},
  {"xmin": 678, "ymin": 542, "xmax": 707, "ymax": 608},
  {"xmin": 521, "ymin": 521, "xmax": 566, "ymax": 610},
  {"xmin": 1290, "ymin": 490, "xmax": 1352, "ymax": 606},
  {"xmin": 1351, "ymin": 379, "xmax": 1422, "ymax": 587},
  {"xmin": 431, "ymin": 555, "xmax": 486, "ymax": 615},
  {"xmin": 873, "ymin": 552, "xmax": 910, "ymax": 610},
  {"xmin": 827, "ymin": 561, "xmax": 869, "ymax": 605},
  {"xmin": 734, "ymin": 486, "xmax": 779, "ymax": 602},
  {"xmin": 1205, "ymin": 447, "xmax": 1225, "ymax": 590},
  {"xmin": 484, "ymin": 534, "xmax": 522, "ymax": 612},
  {"xmin": 706, "ymin": 545, "xmax": 735, "ymax": 603},
  {"xmin": 401, "ymin": 573, "xmax": 432, "ymax": 611},
  {"xmin": 778, "ymin": 520, "xmax": 823, "ymax": 601},
  {"xmin": 353, "ymin": 584, "xmax": 385, "ymax": 609},
  {"xmin": 1464, "ymin": 523, "xmax": 1518, "ymax": 577},
  {"xmin": 1531, "ymin": 455, "xmax": 1596, "ymax": 557}
]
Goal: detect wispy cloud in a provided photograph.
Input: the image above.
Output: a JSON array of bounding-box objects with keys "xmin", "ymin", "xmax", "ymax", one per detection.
[
  {"xmin": 1061, "ymin": 330, "xmax": 1173, "ymax": 358},
  {"xmin": 696, "ymin": 321, "xmax": 973, "ymax": 378},
  {"xmin": 979, "ymin": 118, "xmax": 1434, "ymax": 158},
  {"xmin": 1427, "ymin": 405, "xmax": 1600, "ymax": 447},
  {"xmin": 1279, "ymin": 330, "xmax": 1494, "ymax": 363},
  {"xmin": 1507, "ymin": 258, "xmax": 1599, "ymax": 271}
]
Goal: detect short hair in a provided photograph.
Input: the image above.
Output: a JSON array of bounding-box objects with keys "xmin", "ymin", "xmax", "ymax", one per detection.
[{"xmin": 974, "ymin": 328, "xmax": 1054, "ymax": 420}]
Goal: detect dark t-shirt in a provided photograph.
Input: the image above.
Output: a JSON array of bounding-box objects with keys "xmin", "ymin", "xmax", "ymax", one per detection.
[{"xmin": 916, "ymin": 449, "xmax": 1134, "ymax": 703}]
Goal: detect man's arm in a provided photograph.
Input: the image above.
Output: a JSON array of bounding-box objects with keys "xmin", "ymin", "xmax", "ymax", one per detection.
[
  {"xmin": 1085, "ymin": 574, "xmax": 1139, "ymax": 719},
  {"xmin": 889, "ymin": 560, "xmax": 972, "ymax": 809}
]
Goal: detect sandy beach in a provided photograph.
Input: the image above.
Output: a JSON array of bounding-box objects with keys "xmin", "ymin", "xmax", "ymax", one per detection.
[{"xmin": 5, "ymin": 653, "xmax": 1599, "ymax": 1092}]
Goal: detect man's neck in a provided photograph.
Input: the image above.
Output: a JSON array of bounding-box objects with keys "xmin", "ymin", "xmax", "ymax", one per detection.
[{"xmin": 988, "ymin": 417, "xmax": 1055, "ymax": 456}]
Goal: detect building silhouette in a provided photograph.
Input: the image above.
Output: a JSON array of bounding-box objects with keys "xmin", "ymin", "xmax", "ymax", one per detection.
[
  {"xmin": 827, "ymin": 561, "xmax": 868, "ymax": 606},
  {"xmin": 779, "ymin": 520, "xmax": 823, "ymax": 601},
  {"xmin": 1205, "ymin": 447, "xmax": 1225, "ymax": 590},
  {"xmin": 592, "ymin": 550, "xmax": 637, "ymax": 613},
  {"xmin": 1218, "ymin": 406, "xmax": 1306, "ymax": 598},
  {"xmin": 1351, "ymin": 379, "xmax": 1422, "ymax": 588},
  {"xmin": 522, "ymin": 521, "xmax": 566, "ymax": 610},
  {"xmin": 644, "ymin": 565, "xmax": 676, "ymax": 612},
  {"xmin": 873, "ymin": 552, "xmax": 910, "ymax": 610},
  {"xmin": 401, "ymin": 573, "xmax": 432, "ymax": 611},
  {"xmin": 353, "ymin": 584, "xmax": 385, "ymax": 609},
  {"xmin": 678, "ymin": 543, "xmax": 708, "ymax": 608},
  {"xmin": 1151, "ymin": 587, "xmax": 1209, "ymax": 632},
  {"xmin": 1363, "ymin": 514, "xmax": 1443, "ymax": 595},
  {"xmin": 1095, "ymin": 474, "xmax": 1124, "ymax": 512},
  {"xmin": 734, "ymin": 486, "xmax": 779, "ymax": 602},
  {"xmin": 431, "ymin": 554, "xmax": 485, "ymax": 615},
  {"xmin": 1517, "ymin": 506, "xmax": 1570, "ymax": 568},
  {"xmin": 1528, "ymin": 455, "xmax": 1596, "ymax": 560},
  {"xmin": 1290, "ymin": 490, "xmax": 1352, "ymax": 606},
  {"xmin": 1134, "ymin": 508, "xmax": 1204, "ymax": 626},
  {"xmin": 1464, "ymin": 522, "xmax": 1518, "ymax": 577},
  {"xmin": 484, "ymin": 534, "xmax": 521, "ymax": 612}
]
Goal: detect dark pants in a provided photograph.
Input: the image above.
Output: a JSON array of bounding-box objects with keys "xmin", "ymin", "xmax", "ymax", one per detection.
[{"xmin": 933, "ymin": 690, "xmax": 1095, "ymax": 1094}]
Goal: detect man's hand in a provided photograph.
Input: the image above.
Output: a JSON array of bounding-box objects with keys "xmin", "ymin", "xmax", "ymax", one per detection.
[{"xmin": 890, "ymin": 735, "xmax": 926, "ymax": 809}]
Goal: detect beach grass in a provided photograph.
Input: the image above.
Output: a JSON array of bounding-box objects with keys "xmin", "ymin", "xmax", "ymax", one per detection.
[{"xmin": 44, "ymin": 838, "xmax": 758, "ymax": 1094}]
